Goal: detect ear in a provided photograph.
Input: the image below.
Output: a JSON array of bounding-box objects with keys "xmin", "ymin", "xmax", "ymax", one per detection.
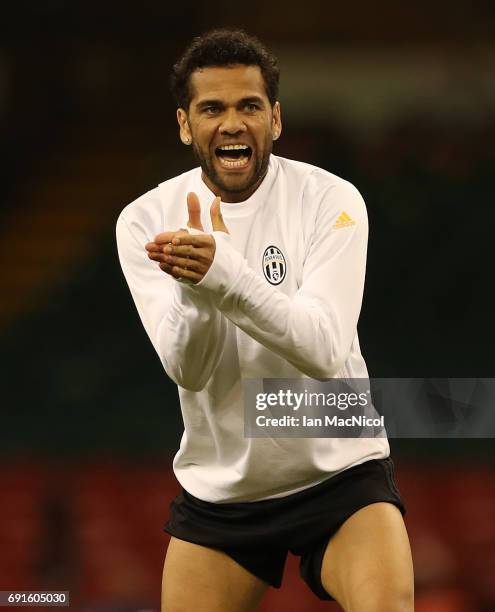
[
  {"xmin": 272, "ymin": 101, "xmax": 282, "ymax": 141},
  {"xmin": 177, "ymin": 108, "xmax": 192, "ymax": 145}
]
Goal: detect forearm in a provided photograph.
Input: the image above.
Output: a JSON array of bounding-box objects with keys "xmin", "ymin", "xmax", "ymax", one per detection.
[
  {"xmin": 197, "ymin": 232, "xmax": 364, "ymax": 378},
  {"xmin": 157, "ymin": 282, "xmax": 227, "ymax": 390},
  {"xmin": 116, "ymin": 214, "xmax": 227, "ymax": 391}
]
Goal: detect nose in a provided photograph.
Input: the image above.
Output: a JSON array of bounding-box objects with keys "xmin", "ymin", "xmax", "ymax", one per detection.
[{"xmin": 219, "ymin": 108, "xmax": 247, "ymax": 135}]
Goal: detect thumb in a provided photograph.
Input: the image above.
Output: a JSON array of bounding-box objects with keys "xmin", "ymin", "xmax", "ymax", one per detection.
[
  {"xmin": 210, "ymin": 196, "xmax": 229, "ymax": 233},
  {"xmin": 187, "ymin": 192, "xmax": 203, "ymax": 230}
]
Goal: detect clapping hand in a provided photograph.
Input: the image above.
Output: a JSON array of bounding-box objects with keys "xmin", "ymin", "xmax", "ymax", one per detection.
[{"xmin": 145, "ymin": 192, "xmax": 228, "ymax": 284}]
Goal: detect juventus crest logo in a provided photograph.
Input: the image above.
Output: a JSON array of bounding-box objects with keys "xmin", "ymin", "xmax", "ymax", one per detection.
[{"xmin": 262, "ymin": 245, "xmax": 287, "ymax": 285}]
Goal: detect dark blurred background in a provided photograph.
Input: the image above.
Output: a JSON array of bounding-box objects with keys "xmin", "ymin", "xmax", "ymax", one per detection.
[{"xmin": 1, "ymin": 2, "xmax": 494, "ymax": 610}]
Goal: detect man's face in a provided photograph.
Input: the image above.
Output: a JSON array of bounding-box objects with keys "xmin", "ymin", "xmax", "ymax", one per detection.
[{"xmin": 177, "ymin": 65, "xmax": 282, "ymax": 203}]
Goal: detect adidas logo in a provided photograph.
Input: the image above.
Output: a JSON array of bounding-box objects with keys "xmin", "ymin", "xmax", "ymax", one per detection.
[{"xmin": 333, "ymin": 211, "xmax": 356, "ymax": 229}]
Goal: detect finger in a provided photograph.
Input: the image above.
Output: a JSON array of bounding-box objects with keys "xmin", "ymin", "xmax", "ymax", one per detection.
[
  {"xmin": 149, "ymin": 243, "xmax": 209, "ymax": 263},
  {"xmin": 147, "ymin": 243, "xmax": 194, "ymax": 262},
  {"xmin": 210, "ymin": 196, "xmax": 229, "ymax": 233},
  {"xmin": 159, "ymin": 263, "xmax": 202, "ymax": 283},
  {"xmin": 166, "ymin": 245, "xmax": 212, "ymax": 263},
  {"xmin": 162, "ymin": 255, "xmax": 208, "ymax": 273},
  {"xmin": 154, "ymin": 229, "xmax": 189, "ymax": 244},
  {"xmin": 154, "ymin": 253, "xmax": 206, "ymax": 274},
  {"xmin": 187, "ymin": 192, "xmax": 204, "ymax": 231},
  {"xmin": 170, "ymin": 234, "xmax": 214, "ymax": 247},
  {"xmin": 148, "ymin": 251, "xmax": 169, "ymax": 263},
  {"xmin": 158, "ymin": 262, "xmax": 175, "ymax": 275},
  {"xmin": 145, "ymin": 242, "xmax": 162, "ymax": 252},
  {"xmin": 153, "ymin": 231, "xmax": 177, "ymax": 244}
]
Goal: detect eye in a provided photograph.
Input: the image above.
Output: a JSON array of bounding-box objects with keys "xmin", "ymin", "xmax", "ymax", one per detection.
[
  {"xmin": 245, "ymin": 103, "xmax": 259, "ymax": 112},
  {"xmin": 204, "ymin": 106, "xmax": 221, "ymax": 115}
]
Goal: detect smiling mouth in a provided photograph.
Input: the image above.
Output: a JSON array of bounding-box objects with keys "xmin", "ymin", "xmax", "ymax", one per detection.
[{"xmin": 215, "ymin": 144, "xmax": 253, "ymax": 169}]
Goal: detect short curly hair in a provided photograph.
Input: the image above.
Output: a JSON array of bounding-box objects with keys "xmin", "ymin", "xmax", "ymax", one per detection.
[{"xmin": 171, "ymin": 29, "xmax": 280, "ymax": 110}]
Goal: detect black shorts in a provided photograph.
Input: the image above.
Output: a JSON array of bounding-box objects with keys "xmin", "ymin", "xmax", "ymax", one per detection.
[{"xmin": 164, "ymin": 457, "xmax": 405, "ymax": 600}]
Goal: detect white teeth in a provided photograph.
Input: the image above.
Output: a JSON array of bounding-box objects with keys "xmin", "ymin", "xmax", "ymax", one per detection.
[
  {"xmin": 218, "ymin": 144, "xmax": 249, "ymax": 151},
  {"xmin": 216, "ymin": 144, "xmax": 251, "ymax": 169},
  {"xmin": 218, "ymin": 155, "xmax": 250, "ymax": 168}
]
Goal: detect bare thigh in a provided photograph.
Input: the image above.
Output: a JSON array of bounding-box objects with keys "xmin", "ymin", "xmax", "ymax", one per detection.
[
  {"xmin": 162, "ymin": 537, "xmax": 269, "ymax": 612},
  {"xmin": 321, "ymin": 502, "xmax": 414, "ymax": 612}
]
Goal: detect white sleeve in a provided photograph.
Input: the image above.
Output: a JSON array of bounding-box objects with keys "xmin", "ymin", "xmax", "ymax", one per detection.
[
  {"xmin": 116, "ymin": 213, "xmax": 227, "ymax": 391},
  {"xmin": 196, "ymin": 181, "xmax": 368, "ymax": 378}
]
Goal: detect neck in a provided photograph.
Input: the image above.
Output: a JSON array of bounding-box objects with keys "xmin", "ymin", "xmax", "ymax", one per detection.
[{"xmin": 201, "ymin": 172, "xmax": 266, "ymax": 203}]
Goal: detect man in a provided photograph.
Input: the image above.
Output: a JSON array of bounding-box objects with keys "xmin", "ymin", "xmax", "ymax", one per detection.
[{"xmin": 116, "ymin": 29, "xmax": 414, "ymax": 612}]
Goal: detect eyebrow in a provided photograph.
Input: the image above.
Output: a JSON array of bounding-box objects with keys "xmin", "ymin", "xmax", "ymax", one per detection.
[
  {"xmin": 195, "ymin": 96, "xmax": 266, "ymax": 111},
  {"xmin": 239, "ymin": 96, "xmax": 265, "ymax": 107}
]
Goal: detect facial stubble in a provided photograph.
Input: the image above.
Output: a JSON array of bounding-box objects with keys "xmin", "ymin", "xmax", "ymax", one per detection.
[{"xmin": 190, "ymin": 134, "xmax": 273, "ymax": 197}]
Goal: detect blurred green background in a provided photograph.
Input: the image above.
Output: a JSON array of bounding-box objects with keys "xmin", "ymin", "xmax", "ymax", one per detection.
[{"xmin": 0, "ymin": 2, "xmax": 494, "ymax": 610}]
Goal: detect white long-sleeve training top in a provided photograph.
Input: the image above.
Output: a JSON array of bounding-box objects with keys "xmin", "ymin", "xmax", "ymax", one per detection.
[{"xmin": 116, "ymin": 155, "xmax": 389, "ymax": 502}]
